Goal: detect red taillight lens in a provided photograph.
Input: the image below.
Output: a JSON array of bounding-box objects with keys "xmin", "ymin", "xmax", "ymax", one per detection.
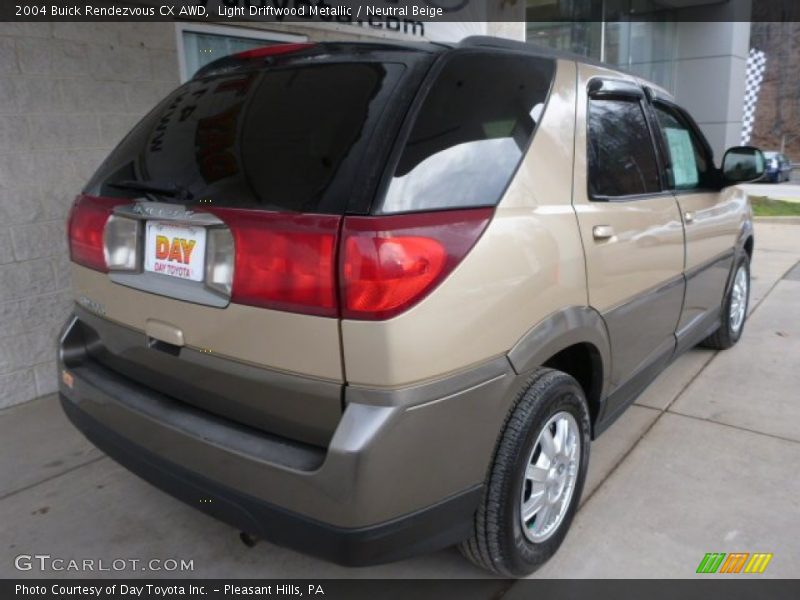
[
  {"xmin": 341, "ymin": 208, "xmax": 493, "ymax": 320},
  {"xmin": 233, "ymin": 43, "xmax": 316, "ymax": 60},
  {"xmin": 67, "ymin": 194, "xmax": 128, "ymax": 272},
  {"xmin": 206, "ymin": 208, "xmax": 340, "ymax": 317}
]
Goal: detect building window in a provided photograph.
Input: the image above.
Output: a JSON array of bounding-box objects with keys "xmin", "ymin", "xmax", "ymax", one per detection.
[
  {"xmin": 175, "ymin": 23, "xmax": 306, "ymax": 81},
  {"xmin": 603, "ymin": 21, "xmax": 678, "ymax": 92},
  {"xmin": 525, "ymin": 1, "xmax": 679, "ymax": 92},
  {"xmin": 525, "ymin": 22, "xmax": 603, "ymax": 60}
]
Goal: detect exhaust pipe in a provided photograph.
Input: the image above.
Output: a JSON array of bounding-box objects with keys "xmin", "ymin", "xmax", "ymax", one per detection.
[{"xmin": 239, "ymin": 531, "xmax": 259, "ymax": 548}]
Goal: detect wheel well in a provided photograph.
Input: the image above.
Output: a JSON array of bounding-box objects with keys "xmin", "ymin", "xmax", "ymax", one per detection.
[
  {"xmin": 744, "ymin": 236, "xmax": 754, "ymax": 260},
  {"xmin": 543, "ymin": 343, "xmax": 603, "ymax": 423}
]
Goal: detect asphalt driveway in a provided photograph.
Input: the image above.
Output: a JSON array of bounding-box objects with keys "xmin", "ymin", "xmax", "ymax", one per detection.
[{"xmin": 1, "ymin": 222, "xmax": 798, "ymax": 579}]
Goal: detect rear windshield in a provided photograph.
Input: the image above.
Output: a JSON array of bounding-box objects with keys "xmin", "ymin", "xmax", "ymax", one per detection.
[
  {"xmin": 376, "ymin": 51, "xmax": 555, "ymax": 214},
  {"xmin": 85, "ymin": 62, "xmax": 405, "ymax": 213}
]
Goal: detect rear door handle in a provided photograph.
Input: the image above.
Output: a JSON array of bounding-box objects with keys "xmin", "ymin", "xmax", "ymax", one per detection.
[
  {"xmin": 684, "ymin": 211, "xmax": 695, "ymax": 224},
  {"xmin": 592, "ymin": 225, "xmax": 615, "ymax": 240}
]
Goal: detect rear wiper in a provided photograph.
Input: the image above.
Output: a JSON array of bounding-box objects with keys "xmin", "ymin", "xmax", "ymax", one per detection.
[{"xmin": 108, "ymin": 180, "xmax": 194, "ymax": 201}]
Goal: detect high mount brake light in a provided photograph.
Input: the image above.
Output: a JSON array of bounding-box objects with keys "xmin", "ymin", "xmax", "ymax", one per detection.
[{"xmin": 233, "ymin": 43, "xmax": 317, "ymax": 60}]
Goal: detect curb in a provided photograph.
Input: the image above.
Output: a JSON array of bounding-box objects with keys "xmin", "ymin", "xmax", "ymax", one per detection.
[{"xmin": 754, "ymin": 216, "xmax": 800, "ymax": 224}]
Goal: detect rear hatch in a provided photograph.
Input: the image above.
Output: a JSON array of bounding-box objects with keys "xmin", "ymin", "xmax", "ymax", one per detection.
[{"xmin": 67, "ymin": 44, "xmax": 435, "ymax": 447}]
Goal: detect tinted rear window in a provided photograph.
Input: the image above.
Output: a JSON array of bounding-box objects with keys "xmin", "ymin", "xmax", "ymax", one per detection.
[
  {"xmin": 85, "ymin": 62, "xmax": 404, "ymax": 213},
  {"xmin": 376, "ymin": 52, "xmax": 555, "ymax": 214}
]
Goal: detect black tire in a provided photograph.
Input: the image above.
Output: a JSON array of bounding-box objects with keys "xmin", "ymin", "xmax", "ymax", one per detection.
[
  {"xmin": 701, "ymin": 253, "xmax": 750, "ymax": 350},
  {"xmin": 459, "ymin": 368, "xmax": 591, "ymax": 577}
]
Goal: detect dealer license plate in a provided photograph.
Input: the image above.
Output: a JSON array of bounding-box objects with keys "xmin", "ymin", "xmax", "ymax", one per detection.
[{"xmin": 143, "ymin": 221, "xmax": 206, "ymax": 282}]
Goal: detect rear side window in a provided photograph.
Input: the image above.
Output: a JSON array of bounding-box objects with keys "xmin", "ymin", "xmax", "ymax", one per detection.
[
  {"xmin": 85, "ymin": 62, "xmax": 404, "ymax": 214},
  {"xmin": 377, "ymin": 52, "xmax": 555, "ymax": 214},
  {"xmin": 588, "ymin": 97, "xmax": 661, "ymax": 198}
]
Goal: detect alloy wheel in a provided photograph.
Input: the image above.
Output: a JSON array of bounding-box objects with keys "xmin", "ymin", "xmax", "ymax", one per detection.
[
  {"xmin": 730, "ymin": 265, "xmax": 748, "ymax": 334},
  {"xmin": 520, "ymin": 411, "xmax": 581, "ymax": 543}
]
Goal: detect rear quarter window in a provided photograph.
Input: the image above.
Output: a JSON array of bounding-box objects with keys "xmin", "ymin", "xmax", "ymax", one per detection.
[{"xmin": 376, "ymin": 51, "xmax": 556, "ymax": 214}]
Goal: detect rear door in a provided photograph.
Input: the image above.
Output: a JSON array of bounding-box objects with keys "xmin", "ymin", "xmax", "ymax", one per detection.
[
  {"xmin": 648, "ymin": 100, "xmax": 741, "ymax": 346},
  {"xmin": 572, "ymin": 65, "xmax": 685, "ymax": 406}
]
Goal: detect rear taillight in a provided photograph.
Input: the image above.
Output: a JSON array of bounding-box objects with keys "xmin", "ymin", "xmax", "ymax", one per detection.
[
  {"xmin": 209, "ymin": 207, "xmax": 491, "ymax": 319},
  {"xmin": 207, "ymin": 208, "xmax": 340, "ymax": 317},
  {"xmin": 67, "ymin": 194, "xmax": 128, "ymax": 272},
  {"xmin": 340, "ymin": 208, "xmax": 493, "ymax": 320},
  {"xmin": 69, "ymin": 197, "xmax": 491, "ymax": 319}
]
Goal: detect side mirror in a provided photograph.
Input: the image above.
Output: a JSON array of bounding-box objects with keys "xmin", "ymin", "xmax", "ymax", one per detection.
[{"xmin": 722, "ymin": 146, "xmax": 766, "ymax": 185}]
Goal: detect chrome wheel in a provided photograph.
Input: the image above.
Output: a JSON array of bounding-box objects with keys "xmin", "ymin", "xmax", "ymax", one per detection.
[
  {"xmin": 729, "ymin": 265, "xmax": 748, "ymax": 334},
  {"xmin": 520, "ymin": 411, "xmax": 580, "ymax": 543}
]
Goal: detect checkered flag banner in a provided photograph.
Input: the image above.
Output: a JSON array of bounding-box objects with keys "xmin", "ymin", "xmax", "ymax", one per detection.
[{"xmin": 741, "ymin": 48, "xmax": 766, "ymax": 145}]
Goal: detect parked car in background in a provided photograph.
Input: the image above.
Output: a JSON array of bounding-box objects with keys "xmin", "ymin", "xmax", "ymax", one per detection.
[
  {"xmin": 764, "ymin": 151, "xmax": 793, "ymax": 183},
  {"xmin": 58, "ymin": 37, "xmax": 765, "ymax": 576}
]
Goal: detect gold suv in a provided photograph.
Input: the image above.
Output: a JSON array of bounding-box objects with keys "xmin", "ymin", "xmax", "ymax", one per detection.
[{"xmin": 58, "ymin": 37, "xmax": 764, "ymax": 576}]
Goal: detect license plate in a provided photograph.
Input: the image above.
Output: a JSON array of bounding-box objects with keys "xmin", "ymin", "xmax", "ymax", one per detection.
[{"xmin": 144, "ymin": 221, "xmax": 206, "ymax": 282}]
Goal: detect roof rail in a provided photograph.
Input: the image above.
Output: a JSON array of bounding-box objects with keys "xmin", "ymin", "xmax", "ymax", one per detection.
[{"xmin": 459, "ymin": 36, "xmax": 531, "ymax": 52}]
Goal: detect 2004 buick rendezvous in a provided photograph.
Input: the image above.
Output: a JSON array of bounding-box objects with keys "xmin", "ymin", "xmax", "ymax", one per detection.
[{"xmin": 58, "ymin": 38, "xmax": 763, "ymax": 576}]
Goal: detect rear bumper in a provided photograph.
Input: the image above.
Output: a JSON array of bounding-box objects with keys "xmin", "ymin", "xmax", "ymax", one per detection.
[
  {"xmin": 58, "ymin": 312, "xmax": 518, "ymax": 565},
  {"xmin": 60, "ymin": 393, "xmax": 480, "ymax": 566}
]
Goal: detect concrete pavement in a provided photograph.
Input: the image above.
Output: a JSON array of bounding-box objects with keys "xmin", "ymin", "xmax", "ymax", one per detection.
[
  {"xmin": 1, "ymin": 223, "xmax": 798, "ymax": 579},
  {"xmin": 739, "ymin": 182, "xmax": 800, "ymax": 203}
]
